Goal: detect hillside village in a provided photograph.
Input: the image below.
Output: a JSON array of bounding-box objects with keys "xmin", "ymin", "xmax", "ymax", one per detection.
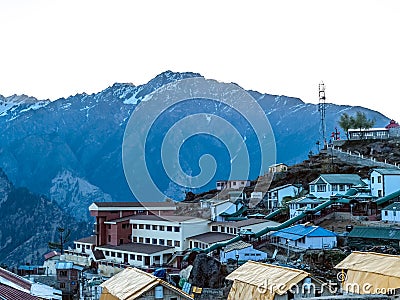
[{"xmin": 3, "ymin": 122, "xmax": 400, "ymax": 300}]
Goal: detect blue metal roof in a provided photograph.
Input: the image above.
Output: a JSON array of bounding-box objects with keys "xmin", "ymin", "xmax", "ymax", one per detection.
[{"xmin": 271, "ymin": 224, "xmax": 336, "ymax": 240}]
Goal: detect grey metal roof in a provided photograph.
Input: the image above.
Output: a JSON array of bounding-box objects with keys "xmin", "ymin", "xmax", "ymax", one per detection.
[
  {"xmin": 223, "ymin": 241, "xmax": 252, "ymax": 252},
  {"xmin": 75, "ymin": 235, "xmax": 96, "ymax": 244},
  {"xmin": 310, "ymin": 174, "xmax": 364, "ymax": 185},
  {"xmin": 373, "ymin": 168, "xmax": 400, "ymax": 175},
  {"xmin": 188, "ymin": 232, "xmax": 235, "ymax": 244},
  {"xmin": 382, "ymin": 202, "xmax": 400, "ymax": 211}
]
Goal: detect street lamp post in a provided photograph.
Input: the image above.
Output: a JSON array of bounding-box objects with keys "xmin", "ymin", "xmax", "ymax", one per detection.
[
  {"xmin": 235, "ymin": 250, "xmax": 239, "ymax": 269},
  {"xmin": 286, "ymin": 239, "xmax": 290, "ymax": 263}
]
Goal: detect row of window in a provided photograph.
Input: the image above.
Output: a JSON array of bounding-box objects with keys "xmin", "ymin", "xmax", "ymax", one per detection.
[
  {"xmin": 132, "ymin": 236, "xmax": 181, "ymax": 247},
  {"xmin": 371, "ymin": 176, "xmax": 382, "ymax": 184},
  {"xmin": 104, "ymin": 250, "xmax": 144, "ymax": 261},
  {"xmin": 384, "ymin": 210, "xmax": 397, "ymax": 216},
  {"xmin": 211, "ymin": 225, "xmax": 237, "ymax": 234},
  {"xmin": 76, "ymin": 244, "xmax": 91, "ymax": 249},
  {"xmin": 244, "ymin": 253, "xmax": 262, "ymax": 257},
  {"xmin": 132, "ymin": 224, "xmax": 180, "ymax": 232},
  {"xmin": 310, "ymin": 184, "xmax": 348, "ymax": 193}
]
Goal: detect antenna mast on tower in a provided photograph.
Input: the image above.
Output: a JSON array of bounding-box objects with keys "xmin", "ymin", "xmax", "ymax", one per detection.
[{"xmin": 318, "ymin": 81, "xmax": 326, "ymax": 148}]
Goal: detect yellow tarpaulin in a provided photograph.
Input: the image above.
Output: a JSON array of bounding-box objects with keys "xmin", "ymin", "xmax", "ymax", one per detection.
[
  {"xmin": 99, "ymin": 267, "xmax": 193, "ymax": 300},
  {"xmin": 226, "ymin": 261, "xmax": 309, "ymax": 300},
  {"xmin": 334, "ymin": 251, "xmax": 400, "ymax": 294}
]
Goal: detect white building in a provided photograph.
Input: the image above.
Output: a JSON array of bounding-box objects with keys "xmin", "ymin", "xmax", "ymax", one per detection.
[
  {"xmin": 370, "ymin": 168, "xmax": 400, "ymax": 198},
  {"xmin": 64, "ymin": 236, "xmax": 96, "ymax": 267},
  {"xmin": 220, "ymin": 241, "xmax": 267, "ymax": 263},
  {"xmin": 271, "ymin": 224, "xmax": 337, "ymax": 250},
  {"xmin": 381, "ymin": 202, "xmax": 400, "ymax": 222},
  {"xmin": 309, "ymin": 174, "xmax": 365, "ymax": 198},
  {"xmin": 210, "ymin": 218, "xmax": 280, "ymax": 236},
  {"xmin": 43, "ymin": 251, "xmax": 60, "ymax": 275},
  {"xmin": 216, "ymin": 180, "xmax": 251, "ymax": 190},
  {"xmin": 268, "ymin": 163, "xmax": 288, "ymax": 173},
  {"xmin": 210, "ymin": 199, "xmax": 243, "ymax": 222},
  {"xmin": 288, "ymin": 196, "xmax": 325, "ymax": 218},
  {"xmin": 265, "ymin": 184, "xmax": 303, "ymax": 209},
  {"xmin": 130, "ymin": 215, "xmax": 209, "ymax": 252}
]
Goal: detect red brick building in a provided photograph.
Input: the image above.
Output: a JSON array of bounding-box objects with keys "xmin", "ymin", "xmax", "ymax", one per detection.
[{"xmin": 89, "ymin": 201, "xmax": 176, "ymax": 247}]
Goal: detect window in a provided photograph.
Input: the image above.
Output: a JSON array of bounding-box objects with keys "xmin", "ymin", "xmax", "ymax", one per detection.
[
  {"xmin": 167, "ymin": 240, "xmax": 173, "ymax": 246},
  {"xmin": 137, "ymin": 255, "xmax": 142, "ymax": 261},
  {"xmin": 132, "ymin": 224, "xmax": 137, "ymax": 229},
  {"xmin": 76, "ymin": 244, "xmax": 80, "ymax": 249},
  {"xmin": 159, "ymin": 239, "xmax": 165, "ymax": 245},
  {"xmin": 174, "ymin": 240, "xmax": 180, "ymax": 247},
  {"xmin": 117, "ymin": 253, "xmax": 122, "ymax": 258},
  {"xmin": 130, "ymin": 254, "xmax": 135, "ymax": 260},
  {"xmin": 332, "ymin": 184, "xmax": 338, "ymax": 192},
  {"xmin": 108, "ymin": 224, "xmax": 111, "ymax": 229},
  {"xmin": 145, "ymin": 238, "xmax": 150, "ymax": 244},
  {"xmin": 86, "ymin": 245, "xmax": 90, "ymax": 249},
  {"xmin": 317, "ymin": 185, "xmax": 326, "ymax": 192},
  {"xmin": 152, "ymin": 238, "xmax": 157, "ymax": 245},
  {"xmin": 105, "ymin": 251, "xmax": 110, "ymax": 256},
  {"xmin": 174, "ymin": 226, "xmax": 180, "ymax": 232},
  {"xmin": 339, "ymin": 185, "xmax": 345, "ymax": 192},
  {"xmin": 378, "ymin": 176, "xmax": 382, "ymax": 183},
  {"xmin": 119, "ymin": 239, "xmax": 124, "ymax": 245},
  {"xmin": 394, "ymin": 211, "xmax": 397, "ymax": 217},
  {"xmin": 111, "ymin": 252, "xmax": 115, "ymax": 257},
  {"xmin": 59, "ymin": 270, "xmax": 67, "ymax": 277},
  {"xmin": 211, "ymin": 226, "xmax": 218, "ymax": 232},
  {"xmin": 233, "ymin": 181, "xmax": 236, "ymax": 185},
  {"xmin": 384, "ymin": 211, "xmax": 388, "ymax": 216},
  {"xmin": 152, "ymin": 225, "xmax": 157, "ymax": 230},
  {"xmin": 108, "ymin": 235, "xmax": 111, "ymax": 243},
  {"xmin": 310, "ymin": 185, "xmax": 315, "ymax": 192},
  {"xmin": 159, "ymin": 226, "xmax": 165, "ymax": 231},
  {"xmin": 133, "ymin": 237, "xmax": 137, "ymax": 243},
  {"xmin": 378, "ymin": 190, "xmax": 382, "ymax": 197},
  {"xmin": 60, "ymin": 282, "xmax": 66, "ymax": 289},
  {"xmin": 139, "ymin": 237, "xmax": 144, "ymax": 243},
  {"xmin": 371, "ymin": 177, "xmax": 375, "ymax": 184},
  {"xmin": 220, "ymin": 226, "xmax": 225, "ymax": 233},
  {"xmin": 139, "ymin": 224, "xmax": 144, "ymax": 229},
  {"xmin": 167, "ymin": 226, "xmax": 172, "ymax": 232},
  {"xmin": 145, "ymin": 224, "xmax": 151, "ymax": 230}
]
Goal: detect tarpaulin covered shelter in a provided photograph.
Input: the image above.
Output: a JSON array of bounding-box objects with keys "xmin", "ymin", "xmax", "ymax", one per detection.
[
  {"xmin": 100, "ymin": 267, "xmax": 193, "ymax": 300},
  {"xmin": 335, "ymin": 251, "xmax": 400, "ymax": 294},
  {"xmin": 225, "ymin": 261, "xmax": 310, "ymax": 300}
]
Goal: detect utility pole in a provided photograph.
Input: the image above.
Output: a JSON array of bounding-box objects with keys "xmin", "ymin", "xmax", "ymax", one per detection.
[{"xmin": 318, "ymin": 81, "xmax": 327, "ymax": 148}]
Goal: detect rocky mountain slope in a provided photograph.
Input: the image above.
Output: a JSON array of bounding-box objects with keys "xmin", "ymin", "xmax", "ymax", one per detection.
[
  {"xmin": 0, "ymin": 169, "xmax": 91, "ymax": 268},
  {"xmin": 0, "ymin": 71, "xmax": 390, "ymax": 204}
]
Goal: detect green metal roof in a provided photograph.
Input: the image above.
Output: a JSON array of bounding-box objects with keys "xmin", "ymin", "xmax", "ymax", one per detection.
[
  {"xmin": 348, "ymin": 226, "xmax": 400, "ymax": 240},
  {"xmin": 220, "ymin": 205, "xmax": 247, "ymax": 217},
  {"xmin": 382, "ymin": 202, "xmax": 400, "ymax": 211},
  {"xmin": 375, "ymin": 189, "xmax": 400, "ymax": 206}
]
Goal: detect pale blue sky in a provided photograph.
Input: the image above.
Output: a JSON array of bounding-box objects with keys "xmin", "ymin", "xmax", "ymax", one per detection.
[{"xmin": 1, "ymin": 0, "xmax": 399, "ymax": 119}]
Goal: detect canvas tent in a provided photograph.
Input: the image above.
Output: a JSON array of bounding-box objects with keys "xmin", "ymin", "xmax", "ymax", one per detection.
[
  {"xmin": 100, "ymin": 267, "xmax": 193, "ymax": 300},
  {"xmin": 335, "ymin": 251, "xmax": 400, "ymax": 295},
  {"xmin": 225, "ymin": 261, "xmax": 310, "ymax": 300}
]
